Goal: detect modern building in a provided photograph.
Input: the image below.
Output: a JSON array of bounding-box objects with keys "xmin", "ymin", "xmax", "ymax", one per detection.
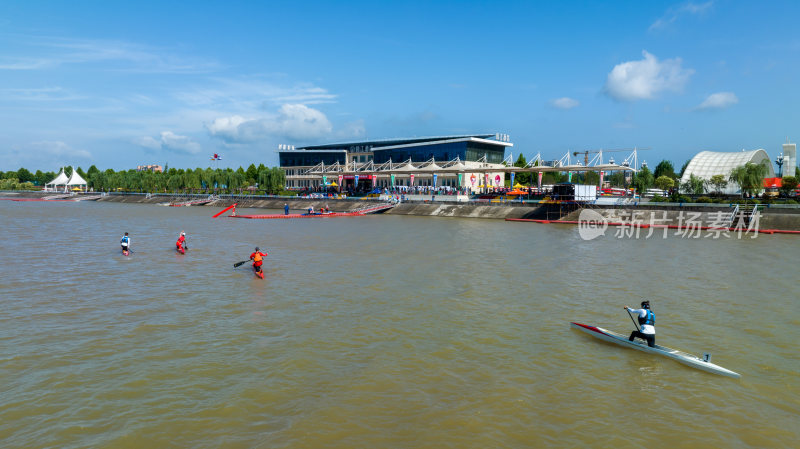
[
  {"xmin": 680, "ymin": 149, "xmax": 775, "ymax": 195},
  {"xmin": 137, "ymin": 164, "xmax": 163, "ymax": 173},
  {"xmin": 278, "ymin": 134, "xmax": 514, "ymax": 192},
  {"xmin": 781, "ymin": 140, "xmax": 796, "ymax": 178}
]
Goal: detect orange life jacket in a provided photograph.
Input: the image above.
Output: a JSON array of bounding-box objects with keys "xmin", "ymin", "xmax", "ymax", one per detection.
[{"xmin": 253, "ymin": 252, "xmax": 263, "ymax": 263}]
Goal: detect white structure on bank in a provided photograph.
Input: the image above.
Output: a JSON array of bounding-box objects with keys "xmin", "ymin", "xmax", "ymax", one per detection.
[
  {"xmin": 45, "ymin": 168, "xmax": 70, "ymax": 192},
  {"xmin": 66, "ymin": 168, "xmax": 87, "ymax": 192},
  {"xmin": 680, "ymin": 149, "xmax": 775, "ymax": 195},
  {"xmin": 45, "ymin": 167, "xmax": 87, "ymax": 192},
  {"xmin": 782, "ymin": 139, "xmax": 796, "ymax": 178}
]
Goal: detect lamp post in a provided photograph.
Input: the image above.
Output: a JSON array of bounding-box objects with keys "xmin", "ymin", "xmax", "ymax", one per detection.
[{"xmin": 776, "ymin": 153, "xmax": 785, "ymax": 178}]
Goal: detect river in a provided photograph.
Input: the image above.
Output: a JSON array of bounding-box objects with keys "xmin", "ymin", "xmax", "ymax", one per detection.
[{"xmin": 0, "ymin": 200, "xmax": 797, "ymax": 448}]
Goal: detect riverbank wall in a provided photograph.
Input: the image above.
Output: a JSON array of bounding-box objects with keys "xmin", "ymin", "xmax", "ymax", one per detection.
[{"xmin": 5, "ymin": 191, "xmax": 800, "ymax": 230}]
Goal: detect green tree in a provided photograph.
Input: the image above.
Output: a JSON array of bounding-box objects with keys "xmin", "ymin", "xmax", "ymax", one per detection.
[
  {"xmin": 729, "ymin": 162, "xmax": 769, "ymax": 197},
  {"xmin": 709, "ymin": 174, "xmax": 728, "ymax": 195},
  {"xmin": 16, "ymin": 167, "xmax": 34, "ymax": 183},
  {"xmin": 654, "ymin": 175, "xmax": 674, "ymax": 193},
  {"xmin": 780, "ymin": 176, "xmax": 798, "ymax": 196},
  {"xmin": 653, "ymin": 160, "xmax": 677, "ymax": 179},
  {"xmin": 631, "ymin": 166, "xmax": 654, "ymax": 192},
  {"xmin": 681, "ymin": 174, "xmax": 706, "ymax": 195},
  {"xmin": 584, "ymin": 170, "xmax": 600, "ymax": 186},
  {"xmin": 608, "ymin": 172, "xmax": 627, "ymax": 187}
]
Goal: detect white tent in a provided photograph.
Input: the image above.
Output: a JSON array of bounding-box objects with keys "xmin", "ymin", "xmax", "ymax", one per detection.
[
  {"xmin": 66, "ymin": 167, "xmax": 87, "ymax": 192},
  {"xmin": 45, "ymin": 168, "xmax": 70, "ymax": 192}
]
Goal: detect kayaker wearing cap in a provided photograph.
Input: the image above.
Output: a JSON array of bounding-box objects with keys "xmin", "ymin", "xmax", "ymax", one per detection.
[
  {"xmin": 176, "ymin": 231, "xmax": 187, "ymax": 252},
  {"xmin": 624, "ymin": 301, "xmax": 655, "ymax": 347},
  {"xmin": 250, "ymin": 246, "xmax": 267, "ymax": 274}
]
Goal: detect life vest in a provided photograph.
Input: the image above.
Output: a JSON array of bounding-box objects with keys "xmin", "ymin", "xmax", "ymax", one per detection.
[
  {"xmin": 253, "ymin": 253, "xmax": 263, "ymax": 263},
  {"xmin": 638, "ymin": 310, "xmax": 655, "ymax": 327},
  {"xmin": 121, "ymin": 236, "xmax": 129, "ymax": 244}
]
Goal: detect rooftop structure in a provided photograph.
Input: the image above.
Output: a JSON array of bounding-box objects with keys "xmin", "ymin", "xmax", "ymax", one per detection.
[
  {"xmin": 680, "ymin": 149, "xmax": 775, "ymax": 195},
  {"xmin": 137, "ymin": 164, "xmax": 163, "ymax": 173}
]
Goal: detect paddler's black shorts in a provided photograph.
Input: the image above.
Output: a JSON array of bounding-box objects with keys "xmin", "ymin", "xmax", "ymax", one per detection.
[{"xmin": 629, "ymin": 331, "xmax": 655, "ymax": 347}]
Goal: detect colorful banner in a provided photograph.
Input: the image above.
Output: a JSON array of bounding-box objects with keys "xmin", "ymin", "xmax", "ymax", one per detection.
[
  {"xmin": 433, "ymin": 174, "xmax": 437, "ymax": 187},
  {"xmin": 355, "ymin": 175, "xmax": 359, "ymax": 185},
  {"xmin": 338, "ymin": 175, "xmax": 343, "ymax": 186},
  {"xmin": 599, "ymin": 171, "xmax": 604, "ymax": 187},
  {"xmin": 410, "ymin": 174, "xmax": 415, "ymax": 185},
  {"xmin": 568, "ymin": 171, "xmax": 572, "ymax": 183},
  {"xmin": 538, "ymin": 172, "xmax": 543, "ymax": 190},
  {"xmin": 510, "ymin": 172, "xmax": 515, "ymax": 187},
  {"xmin": 322, "ymin": 175, "xmax": 327, "ymax": 185},
  {"xmin": 495, "ymin": 174, "xmax": 501, "ymax": 186},
  {"xmin": 458, "ymin": 173, "xmax": 463, "ymax": 187},
  {"xmin": 484, "ymin": 173, "xmax": 489, "ymax": 188},
  {"xmin": 391, "ymin": 174, "xmax": 395, "ymax": 187}
]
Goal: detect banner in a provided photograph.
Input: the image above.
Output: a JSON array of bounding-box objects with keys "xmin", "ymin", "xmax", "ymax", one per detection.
[
  {"xmin": 354, "ymin": 175, "xmax": 359, "ymax": 185},
  {"xmin": 458, "ymin": 173, "xmax": 462, "ymax": 187},
  {"xmin": 322, "ymin": 175, "xmax": 327, "ymax": 185},
  {"xmin": 510, "ymin": 172, "xmax": 515, "ymax": 187},
  {"xmin": 410, "ymin": 174, "xmax": 415, "ymax": 185},
  {"xmin": 484, "ymin": 173, "xmax": 489, "ymax": 189},
  {"xmin": 338, "ymin": 175, "xmax": 343, "ymax": 186},
  {"xmin": 568, "ymin": 171, "xmax": 572, "ymax": 183},
  {"xmin": 599, "ymin": 171, "xmax": 604, "ymax": 187},
  {"xmin": 391, "ymin": 174, "xmax": 395, "ymax": 187},
  {"xmin": 538, "ymin": 172, "xmax": 543, "ymax": 190},
  {"xmin": 433, "ymin": 174, "xmax": 437, "ymax": 187}
]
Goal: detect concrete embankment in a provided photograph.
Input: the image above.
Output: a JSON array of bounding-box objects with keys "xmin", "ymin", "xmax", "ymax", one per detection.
[
  {"xmin": 556, "ymin": 204, "xmax": 800, "ymax": 231},
  {"xmin": 6, "ymin": 191, "xmax": 800, "ymax": 230}
]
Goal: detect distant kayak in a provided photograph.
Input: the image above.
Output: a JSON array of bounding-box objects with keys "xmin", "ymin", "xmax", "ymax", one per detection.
[{"xmin": 570, "ymin": 322, "xmax": 740, "ymax": 378}]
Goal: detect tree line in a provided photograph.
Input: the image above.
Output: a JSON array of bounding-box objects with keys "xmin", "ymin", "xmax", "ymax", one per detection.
[{"xmin": 0, "ymin": 164, "xmax": 287, "ymax": 194}]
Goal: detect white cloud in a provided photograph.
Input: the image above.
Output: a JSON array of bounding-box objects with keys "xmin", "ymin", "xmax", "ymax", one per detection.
[
  {"xmin": 206, "ymin": 104, "xmax": 334, "ymax": 143},
  {"xmin": 135, "ymin": 131, "xmax": 202, "ymax": 154},
  {"xmin": 551, "ymin": 97, "xmax": 579, "ymax": 109},
  {"xmin": 604, "ymin": 51, "xmax": 693, "ymax": 101},
  {"xmin": 695, "ymin": 92, "xmax": 738, "ymax": 110},
  {"xmin": 650, "ymin": 1, "xmax": 714, "ymax": 31}
]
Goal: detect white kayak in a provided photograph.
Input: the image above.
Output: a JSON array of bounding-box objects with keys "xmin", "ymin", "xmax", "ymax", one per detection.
[{"xmin": 570, "ymin": 322, "xmax": 741, "ymax": 379}]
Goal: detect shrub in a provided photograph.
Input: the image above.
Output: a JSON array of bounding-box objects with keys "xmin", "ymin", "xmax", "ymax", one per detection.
[{"xmin": 696, "ymin": 196, "xmax": 713, "ymax": 203}]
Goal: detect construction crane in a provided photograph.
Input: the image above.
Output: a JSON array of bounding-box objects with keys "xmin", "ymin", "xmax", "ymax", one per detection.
[{"xmin": 572, "ymin": 147, "xmax": 651, "ymax": 168}]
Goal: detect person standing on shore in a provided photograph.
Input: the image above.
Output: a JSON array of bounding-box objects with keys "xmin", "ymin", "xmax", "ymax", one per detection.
[
  {"xmin": 284, "ymin": 203, "xmax": 289, "ymax": 215},
  {"xmin": 120, "ymin": 232, "xmax": 131, "ymax": 255},
  {"xmin": 625, "ymin": 301, "xmax": 655, "ymax": 347}
]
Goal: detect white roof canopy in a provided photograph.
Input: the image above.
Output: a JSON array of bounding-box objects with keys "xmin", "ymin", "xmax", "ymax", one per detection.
[
  {"xmin": 46, "ymin": 168, "xmax": 70, "ymax": 186},
  {"xmin": 66, "ymin": 168, "xmax": 87, "ymax": 185}
]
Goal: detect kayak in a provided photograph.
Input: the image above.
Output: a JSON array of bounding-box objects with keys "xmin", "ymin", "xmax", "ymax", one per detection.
[
  {"xmin": 176, "ymin": 245, "xmax": 185, "ymax": 254},
  {"xmin": 253, "ymin": 266, "xmax": 264, "ymax": 279},
  {"xmin": 570, "ymin": 322, "xmax": 741, "ymax": 378}
]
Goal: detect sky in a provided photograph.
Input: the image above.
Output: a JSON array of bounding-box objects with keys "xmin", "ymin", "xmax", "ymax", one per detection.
[{"xmin": 1, "ymin": 0, "xmax": 799, "ymax": 171}]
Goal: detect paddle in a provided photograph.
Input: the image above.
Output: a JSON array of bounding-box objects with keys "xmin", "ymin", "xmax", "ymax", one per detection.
[
  {"xmin": 625, "ymin": 307, "xmax": 640, "ymax": 332},
  {"xmin": 233, "ymin": 260, "xmax": 250, "ymax": 268}
]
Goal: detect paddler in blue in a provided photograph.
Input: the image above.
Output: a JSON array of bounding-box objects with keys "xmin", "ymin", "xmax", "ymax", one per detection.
[
  {"xmin": 120, "ymin": 232, "xmax": 131, "ymax": 255},
  {"xmin": 625, "ymin": 301, "xmax": 655, "ymax": 347}
]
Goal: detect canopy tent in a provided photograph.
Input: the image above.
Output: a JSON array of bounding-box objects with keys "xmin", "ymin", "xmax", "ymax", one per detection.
[
  {"xmin": 66, "ymin": 168, "xmax": 87, "ymax": 192},
  {"xmin": 506, "ymin": 189, "xmax": 528, "ymax": 195},
  {"xmin": 45, "ymin": 168, "xmax": 70, "ymax": 191},
  {"xmin": 513, "ymin": 183, "xmax": 527, "ymax": 189}
]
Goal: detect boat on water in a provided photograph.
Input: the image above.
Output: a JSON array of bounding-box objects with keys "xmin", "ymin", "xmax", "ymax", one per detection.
[{"xmin": 570, "ymin": 322, "xmax": 741, "ymax": 378}]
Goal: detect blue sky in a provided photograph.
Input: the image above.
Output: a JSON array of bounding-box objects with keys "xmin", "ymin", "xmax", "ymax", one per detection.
[{"xmin": 1, "ymin": 0, "xmax": 798, "ymax": 171}]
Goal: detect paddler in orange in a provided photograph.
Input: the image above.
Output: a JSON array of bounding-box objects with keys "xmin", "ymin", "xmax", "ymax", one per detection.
[
  {"xmin": 176, "ymin": 231, "xmax": 187, "ymax": 253},
  {"xmin": 250, "ymin": 246, "xmax": 267, "ymax": 274}
]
